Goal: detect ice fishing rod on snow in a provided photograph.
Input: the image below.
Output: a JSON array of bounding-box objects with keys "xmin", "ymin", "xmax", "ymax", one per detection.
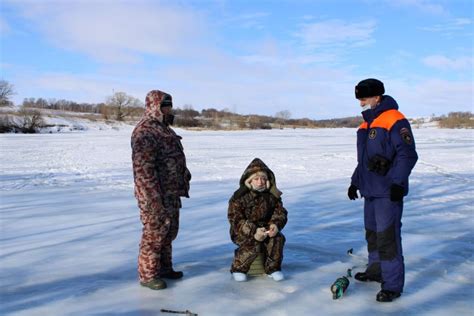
[
  {"xmin": 346, "ymin": 248, "xmax": 368, "ymax": 278},
  {"xmin": 160, "ymin": 308, "xmax": 198, "ymax": 316},
  {"xmin": 346, "ymin": 248, "xmax": 367, "ymax": 261},
  {"xmin": 330, "ymin": 248, "xmax": 368, "ymax": 300}
]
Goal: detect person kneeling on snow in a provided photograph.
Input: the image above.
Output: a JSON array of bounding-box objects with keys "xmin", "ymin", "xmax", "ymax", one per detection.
[{"xmin": 228, "ymin": 158, "xmax": 288, "ymax": 282}]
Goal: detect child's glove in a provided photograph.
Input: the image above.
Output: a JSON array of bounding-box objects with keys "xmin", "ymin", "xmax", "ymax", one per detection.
[
  {"xmin": 254, "ymin": 227, "xmax": 267, "ymax": 241},
  {"xmin": 268, "ymin": 224, "xmax": 279, "ymax": 238}
]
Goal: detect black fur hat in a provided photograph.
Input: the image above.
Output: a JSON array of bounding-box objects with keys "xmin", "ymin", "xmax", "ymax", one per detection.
[{"xmin": 355, "ymin": 78, "xmax": 385, "ymax": 99}]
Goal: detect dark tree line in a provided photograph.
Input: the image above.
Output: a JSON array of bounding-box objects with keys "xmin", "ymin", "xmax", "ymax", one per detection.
[
  {"xmin": 22, "ymin": 97, "xmax": 105, "ymax": 113},
  {"xmin": 21, "ymin": 92, "xmax": 145, "ymax": 121},
  {"xmin": 2, "ymin": 80, "xmax": 471, "ymax": 131},
  {"xmin": 436, "ymin": 112, "xmax": 474, "ymax": 128}
]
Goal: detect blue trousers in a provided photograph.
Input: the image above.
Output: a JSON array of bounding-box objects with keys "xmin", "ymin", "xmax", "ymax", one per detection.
[{"xmin": 364, "ymin": 197, "xmax": 404, "ymax": 292}]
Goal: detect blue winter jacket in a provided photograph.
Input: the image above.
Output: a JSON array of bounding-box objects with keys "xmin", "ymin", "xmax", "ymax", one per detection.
[{"xmin": 351, "ymin": 95, "xmax": 418, "ymax": 198}]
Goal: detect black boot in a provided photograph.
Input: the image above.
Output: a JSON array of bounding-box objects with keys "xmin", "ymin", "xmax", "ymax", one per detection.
[
  {"xmin": 160, "ymin": 270, "xmax": 184, "ymax": 279},
  {"xmin": 376, "ymin": 289, "xmax": 401, "ymax": 302},
  {"xmin": 354, "ymin": 272, "xmax": 382, "ymax": 283},
  {"xmin": 140, "ymin": 278, "xmax": 167, "ymax": 290}
]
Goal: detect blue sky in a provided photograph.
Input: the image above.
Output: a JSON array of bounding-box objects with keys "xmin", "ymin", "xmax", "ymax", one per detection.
[{"xmin": 1, "ymin": 0, "xmax": 472, "ymax": 119}]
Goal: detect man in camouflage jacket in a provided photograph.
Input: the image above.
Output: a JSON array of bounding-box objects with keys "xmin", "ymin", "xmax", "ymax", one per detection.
[
  {"xmin": 131, "ymin": 90, "xmax": 191, "ymax": 290},
  {"xmin": 228, "ymin": 158, "xmax": 288, "ymax": 282}
]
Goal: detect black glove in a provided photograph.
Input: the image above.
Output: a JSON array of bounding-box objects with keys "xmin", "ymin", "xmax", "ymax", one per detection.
[
  {"xmin": 348, "ymin": 184, "xmax": 359, "ymax": 200},
  {"xmin": 390, "ymin": 184, "xmax": 404, "ymax": 202},
  {"xmin": 367, "ymin": 154, "xmax": 391, "ymax": 176}
]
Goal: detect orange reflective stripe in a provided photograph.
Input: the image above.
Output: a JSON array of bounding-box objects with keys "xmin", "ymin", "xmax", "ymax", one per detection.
[
  {"xmin": 359, "ymin": 122, "xmax": 368, "ymax": 130},
  {"xmin": 370, "ymin": 109, "xmax": 405, "ymax": 131}
]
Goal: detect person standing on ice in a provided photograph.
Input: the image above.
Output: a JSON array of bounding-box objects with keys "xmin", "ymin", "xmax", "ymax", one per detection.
[
  {"xmin": 228, "ymin": 158, "xmax": 288, "ymax": 282},
  {"xmin": 131, "ymin": 90, "xmax": 191, "ymax": 290},
  {"xmin": 348, "ymin": 78, "xmax": 418, "ymax": 302}
]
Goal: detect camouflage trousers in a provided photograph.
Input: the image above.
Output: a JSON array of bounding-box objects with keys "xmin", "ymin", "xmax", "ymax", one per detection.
[
  {"xmin": 138, "ymin": 196, "xmax": 181, "ymax": 283},
  {"xmin": 231, "ymin": 233, "xmax": 285, "ymax": 274}
]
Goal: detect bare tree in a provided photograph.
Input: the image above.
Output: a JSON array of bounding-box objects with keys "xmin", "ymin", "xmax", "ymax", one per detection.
[
  {"xmin": 248, "ymin": 115, "xmax": 263, "ymax": 129},
  {"xmin": 275, "ymin": 110, "xmax": 291, "ymax": 128},
  {"xmin": 0, "ymin": 115, "xmax": 12, "ymax": 133},
  {"xmin": 275, "ymin": 110, "xmax": 291, "ymax": 120},
  {"xmin": 181, "ymin": 104, "xmax": 199, "ymax": 119},
  {"xmin": 174, "ymin": 104, "xmax": 200, "ymax": 127},
  {"xmin": 0, "ymin": 80, "xmax": 16, "ymax": 107},
  {"xmin": 106, "ymin": 91, "xmax": 143, "ymax": 121},
  {"xmin": 17, "ymin": 106, "xmax": 44, "ymax": 133},
  {"xmin": 97, "ymin": 103, "xmax": 111, "ymax": 120}
]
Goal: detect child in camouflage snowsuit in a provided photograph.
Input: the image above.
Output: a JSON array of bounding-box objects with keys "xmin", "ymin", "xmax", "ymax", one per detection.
[{"xmin": 228, "ymin": 158, "xmax": 288, "ymax": 282}]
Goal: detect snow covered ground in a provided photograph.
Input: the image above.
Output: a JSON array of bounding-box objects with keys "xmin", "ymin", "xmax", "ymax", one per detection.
[{"xmin": 1, "ymin": 127, "xmax": 473, "ymax": 316}]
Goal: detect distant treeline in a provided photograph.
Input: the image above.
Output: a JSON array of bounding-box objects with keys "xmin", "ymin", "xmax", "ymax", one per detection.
[
  {"xmin": 433, "ymin": 112, "xmax": 474, "ymax": 129},
  {"xmin": 2, "ymin": 80, "xmax": 472, "ymax": 132},
  {"xmin": 2, "ymin": 96, "xmax": 473, "ymax": 132},
  {"xmin": 21, "ymin": 96, "xmax": 144, "ymax": 121},
  {"xmin": 22, "ymin": 97, "xmax": 105, "ymax": 113},
  {"xmin": 17, "ymin": 97, "xmax": 364, "ymax": 129}
]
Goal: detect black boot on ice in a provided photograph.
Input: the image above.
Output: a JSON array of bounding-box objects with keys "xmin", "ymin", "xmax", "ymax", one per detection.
[
  {"xmin": 160, "ymin": 270, "xmax": 184, "ymax": 279},
  {"xmin": 376, "ymin": 289, "xmax": 401, "ymax": 302},
  {"xmin": 354, "ymin": 272, "xmax": 382, "ymax": 283},
  {"xmin": 140, "ymin": 278, "xmax": 167, "ymax": 290}
]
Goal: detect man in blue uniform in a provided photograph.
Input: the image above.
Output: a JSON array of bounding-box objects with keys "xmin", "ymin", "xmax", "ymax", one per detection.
[{"xmin": 348, "ymin": 78, "xmax": 418, "ymax": 302}]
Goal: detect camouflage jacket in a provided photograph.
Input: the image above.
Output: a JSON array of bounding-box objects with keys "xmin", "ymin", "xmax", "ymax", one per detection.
[
  {"xmin": 131, "ymin": 90, "xmax": 191, "ymax": 213},
  {"xmin": 228, "ymin": 158, "xmax": 287, "ymax": 245}
]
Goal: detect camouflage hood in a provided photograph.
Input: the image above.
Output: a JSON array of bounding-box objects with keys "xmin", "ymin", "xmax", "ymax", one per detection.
[
  {"xmin": 234, "ymin": 158, "xmax": 282, "ymax": 199},
  {"xmin": 144, "ymin": 90, "xmax": 172, "ymax": 122}
]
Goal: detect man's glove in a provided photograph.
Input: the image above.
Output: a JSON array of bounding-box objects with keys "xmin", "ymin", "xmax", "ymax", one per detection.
[
  {"xmin": 268, "ymin": 224, "xmax": 279, "ymax": 238},
  {"xmin": 390, "ymin": 183, "xmax": 404, "ymax": 202},
  {"xmin": 348, "ymin": 184, "xmax": 359, "ymax": 200},
  {"xmin": 254, "ymin": 227, "xmax": 267, "ymax": 242},
  {"xmin": 367, "ymin": 154, "xmax": 391, "ymax": 176}
]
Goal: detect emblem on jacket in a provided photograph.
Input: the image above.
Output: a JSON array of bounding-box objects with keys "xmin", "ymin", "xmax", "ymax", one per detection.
[
  {"xmin": 400, "ymin": 127, "xmax": 412, "ymax": 145},
  {"xmin": 369, "ymin": 129, "xmax": 377, "ymax": 139}
]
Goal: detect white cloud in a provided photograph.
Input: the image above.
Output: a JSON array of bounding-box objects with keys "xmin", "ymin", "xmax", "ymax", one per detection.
[
  {"xmin": 422, "ymin": 55, "xmax": 473, "ymax": 71},
  {"xmin": 36, "ymin": 73, "xmax": 114, "ymax": 95},
  {"xmin": 237, "ymin": 36, "xmax": 341, "ymax": 67},
  {"xmin": 223, "ymin": 12, "xmax": 270, "ymax": 30},
  {"xmin": 240, "ymin": 53, "xmax": 340, "ymax": 67},
  {"xmin": 421, "ymin": 18, "xmax": 472, "ymax": 34},
  {"xmin": 235, "ymin": 19, "xmax": 377, "ymax": 70},
  {"xmin": 388, "ymin": 0, "xmax": 448, "ymax": 15},
  {"xmin": 390, "ymin": 79, "xmax": 473, "ymax": 117},
  {"xmin": 0, "ymin": 16, "xmax": 11, "ymax": 35},
  {"xmin": 388, "ymin": 50, "xmax": 415, "ymax": 63},
  {"xmin": 10, "ymin": 69, "xmax": 152, "ymax": 105},
  {"xmin": 453, "ymin": 18, "xmax": 472, "ymax": 26},
  {"xmin": 295, "ymin": 19, "xmax": 377, "ymax": 50},
  {"xmin": 13, "ymin": 1, "xmax": 208, "ymax": 63}
]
